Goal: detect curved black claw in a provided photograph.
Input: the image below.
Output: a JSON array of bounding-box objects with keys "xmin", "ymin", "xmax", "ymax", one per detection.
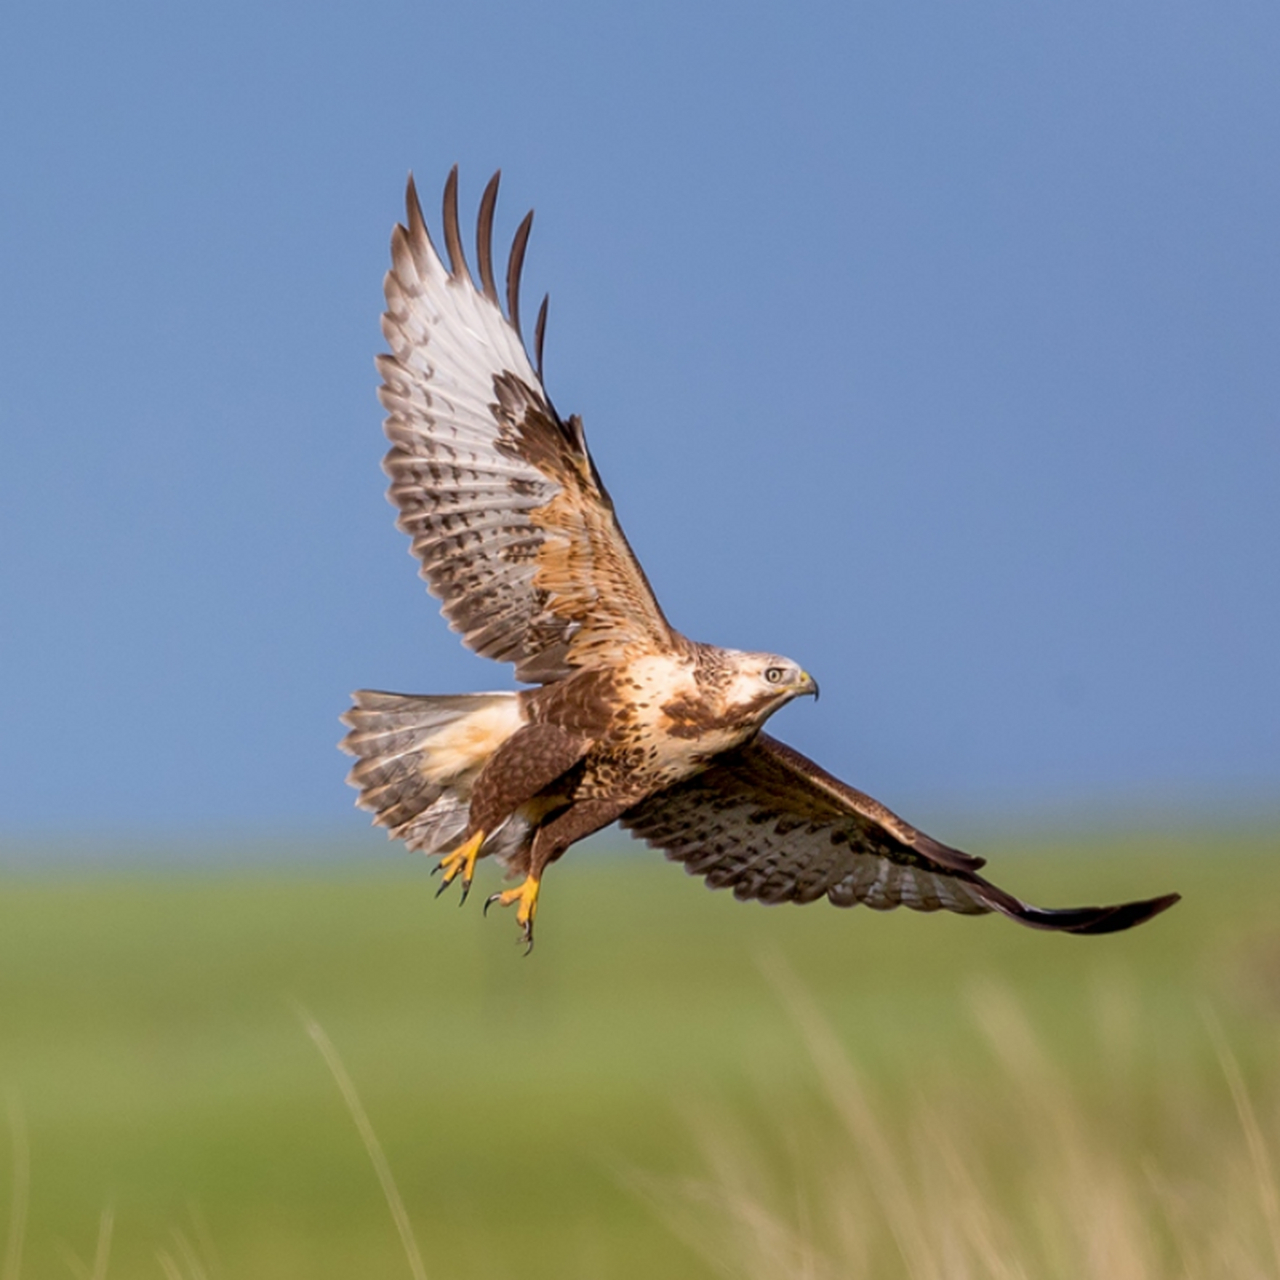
[
  {"xmin": 433, "ymin": 833, "xmax": 484, "ymax": 907},
  {"xmin": 434, "ymin": 874, "xmax": 474, "ymax": 903},
  {"xmin": 484, "ymin": 875, "xmax": 541, "ymax": 950}
]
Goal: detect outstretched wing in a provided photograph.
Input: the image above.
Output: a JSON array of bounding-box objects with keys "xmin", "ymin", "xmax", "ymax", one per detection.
[
  {"xmin": 622, "ymin": 734, "xmax": 1180, "ymax": 934},
  {"xmin": 377, "ymin": 168, "xmax": 676, "ymax": 684}
]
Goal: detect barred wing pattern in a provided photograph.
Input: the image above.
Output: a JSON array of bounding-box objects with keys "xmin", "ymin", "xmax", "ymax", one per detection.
[
  {"xmin": 378, "ymin": 169, "xmax": 675, "ymax": 683},
  {"xmin": 623, "ymin": 734, "xmax": 1181, "ymax": 933}
]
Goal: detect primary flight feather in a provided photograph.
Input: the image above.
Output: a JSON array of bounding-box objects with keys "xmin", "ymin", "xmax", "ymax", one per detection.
[{"xmin": 341, "ymin": 169, "xmax": 1179, "ymax": 949}]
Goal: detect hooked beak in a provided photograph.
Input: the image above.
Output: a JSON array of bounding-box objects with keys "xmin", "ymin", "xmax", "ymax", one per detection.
[{"xmin": 799, "ymin": 671, "xmax": 819, "ymax": 702}]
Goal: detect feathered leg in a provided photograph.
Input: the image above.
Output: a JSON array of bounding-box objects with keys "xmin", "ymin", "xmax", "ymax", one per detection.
[
  {"xmin": 434, "ymin": 722, "xmax": 589, "ymax": 906},
  {"xmin": 486, "ymin": 797, "xmax": 635, "ymax": 951}
]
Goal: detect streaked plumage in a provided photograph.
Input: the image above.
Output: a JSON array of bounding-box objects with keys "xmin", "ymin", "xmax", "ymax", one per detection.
[{"xmin": 341, "ymin": 169, "xmax": 1179, "ymax": 947}]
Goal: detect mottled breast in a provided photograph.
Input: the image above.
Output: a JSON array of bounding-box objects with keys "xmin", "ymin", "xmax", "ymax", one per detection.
[{"xmin": 614, "ymin": 651, "xmax": 755, "ymax": 785}]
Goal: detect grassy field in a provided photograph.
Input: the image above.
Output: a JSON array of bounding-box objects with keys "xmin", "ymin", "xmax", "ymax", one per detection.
[{"xmin": 0, "ymin": 833, "xmax": 1277, "ymax": 1279}]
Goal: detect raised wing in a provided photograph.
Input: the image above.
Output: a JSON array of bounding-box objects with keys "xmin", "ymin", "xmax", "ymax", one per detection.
[
  {"xmin": 622, "ymin": 734, "xmax": 1180, "ymax": 933},
  {"xmin": 377, "ymin": 168, "xmax": 676, "ymax": 683}
]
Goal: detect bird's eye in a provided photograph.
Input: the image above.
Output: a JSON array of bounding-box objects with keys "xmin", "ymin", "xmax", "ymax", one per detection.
[{"xmin": 764, "ymin": 666, "xmax": 785, "ymax": 685}]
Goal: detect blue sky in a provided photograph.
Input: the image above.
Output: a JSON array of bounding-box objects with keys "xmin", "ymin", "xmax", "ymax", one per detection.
[{"xmin": 1, "ymin": 0, "xmax": 1277, "ymax": 840}]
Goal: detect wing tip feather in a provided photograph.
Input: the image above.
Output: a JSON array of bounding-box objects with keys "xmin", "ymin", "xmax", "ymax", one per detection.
[
  {"xmin": 442, "ymin": 164, "xmax": 472, "ymax": 283},
  {"xmin": 534, "ymin": 293, "xmax": 549, "ymax": 379},
  {"xmin": 991, "ymin": 889, "xmax": 1181, "ymax": 935},
  {"xmin": 506, "ymin": 209, "xmax": 535, "ymax": 340},
  {"xmin": 477, "ymin": 170, "xmax": 502, "ymax": 304},
  {"xmin": 404, "ymin": 171, "xmax": 428, "ymax": 242}
]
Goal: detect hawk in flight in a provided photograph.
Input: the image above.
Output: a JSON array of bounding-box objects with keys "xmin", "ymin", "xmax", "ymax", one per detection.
[{"xmin": 342, "ymin": 169, "xmax": 1179, "ymax": 949}]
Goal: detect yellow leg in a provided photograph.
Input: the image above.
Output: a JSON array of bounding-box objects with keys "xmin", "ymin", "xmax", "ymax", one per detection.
[
  {"xmin": 435, "ymin": 829, "xmax": 485, "ymax": 903},
  {"xmin": 484, "ymin": 874, "xmax": 541, "ymax": 951}
]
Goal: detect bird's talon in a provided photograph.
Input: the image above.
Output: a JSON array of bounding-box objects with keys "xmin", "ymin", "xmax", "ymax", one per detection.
[
  {"xmin": 484, "ymin": 874, "xmax": 541, "ymax": 943},
  {"xmin": 435, "ymin": 830, "xmax": 485, "ymax": 901}
]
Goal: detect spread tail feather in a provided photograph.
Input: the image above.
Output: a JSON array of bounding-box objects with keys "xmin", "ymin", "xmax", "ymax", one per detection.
[{"xmin": 340, "ymin": 690, "xmax": 525, "ymax": 854}]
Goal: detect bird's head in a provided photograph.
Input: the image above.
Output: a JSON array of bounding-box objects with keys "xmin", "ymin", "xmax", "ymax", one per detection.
[{"xmin": 717, "ymin": 651, "xmax": 819, "ymax": 725}]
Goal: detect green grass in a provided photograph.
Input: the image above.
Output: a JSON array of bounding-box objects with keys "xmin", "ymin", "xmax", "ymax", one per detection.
[{"xmin": 0, "ymin": 833, "xmax": 1277, "ymax": 1278}]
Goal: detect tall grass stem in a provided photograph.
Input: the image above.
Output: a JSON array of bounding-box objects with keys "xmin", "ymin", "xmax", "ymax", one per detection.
[
  {"xmin": 299, "ymin": 1009, "xmax": 429, "ymax": 1280},
  {"xmin": 2, "ymin": 1098, "xmax": 27, "ymax": 1280},
  {"xmin": 1205, "ymin": 1008, "xmax": 1280, "ymax": 1276}
]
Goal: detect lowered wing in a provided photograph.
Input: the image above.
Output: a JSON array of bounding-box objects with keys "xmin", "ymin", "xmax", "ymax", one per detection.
[
  {"xmin": 622, "ymin": 734, "xmax": 1180, "ymax": 934},
  {"xmin": 377, "ymin": 169, "xmax": 676, "ymax": 684}
]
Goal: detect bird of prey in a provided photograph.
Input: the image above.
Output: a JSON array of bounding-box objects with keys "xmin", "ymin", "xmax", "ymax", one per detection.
[{"xmin": 341, "ymin": 169, "xmax": 1179, "ymax": 949}]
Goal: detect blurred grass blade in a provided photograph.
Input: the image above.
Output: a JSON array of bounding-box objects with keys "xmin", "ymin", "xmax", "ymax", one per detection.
[
  {"xmin": 90, "ymin": 1210, "xmax": 114, "ymax": 1280},
  {"xmin": 168, "ymin": 1228, "xmax": 209, "ymax": 1280},
  {"xmin": 300, "ymin": 1009, "xmax": 428, "ymax": 1280},
  {"xmin": 3, "ymin": 1098, "xmax": 27, "ymax": 1280},
  {"xmin": 1205, "ymin": 1008, "xmax": 1280, "ymax": 1275},
  {"xmin": 760, "ymin": 953, "xmax": 938, "ymax": 1280}
]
